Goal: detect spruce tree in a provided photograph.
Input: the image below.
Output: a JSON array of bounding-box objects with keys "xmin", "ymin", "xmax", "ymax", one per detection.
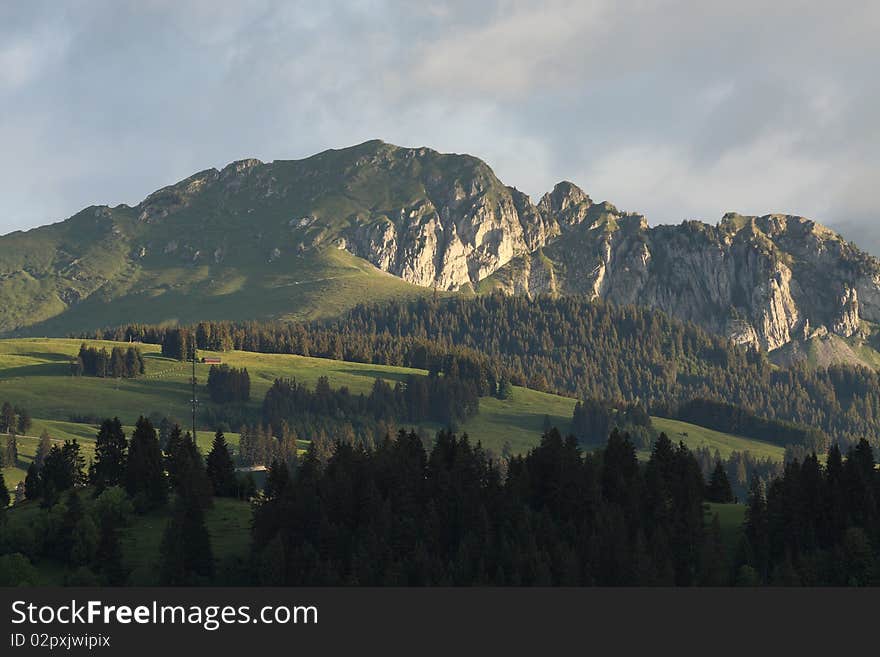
[
  {"xmin": 206, "ymin": 431, "xmax": 238, "ymax": 497},
  {"xmin": 158, "ymin": 511, "xmax": 186, "ymax": 585},
  {"xmin": 95, "ymin": 515, "xmax": 126, "ymax": 586},
  {"xmin": 56, "ymin": 490, "xmax": 85, "ymax": 563},
  {"xmin": 24, "ymin": 462, "xmax": 41, "ymax": 500},
  {"xmin": 744, "ymin": 476, "xmax": 769, "ymax": 582},
  {"xmin": 164, "ymin": 424, "xmax": 184, "ymax": 483},
  {"xmin": 90, "ymin": 418, "xmax": 128, "ymax": 492},
  {"xmin": 706, "ymin": 461, "xmax": 735, "ymax": 503},
  {"xmin": 159, "ymin": 498, "xmax": 214, "ymax": 584},
  {"xmin": 0, "ymin": 401, "xmax": 14, "ymax": 434},
  {"xmin": 34, "ymin": 430, "xmax": 52, "ymax": 470},
  {"xmin": 264, "ymin": 459, "xmax": 291, "ymax": 500},
  {"xmin": 169, "ymin": 432, "xmax": 213, "ymax": 510},
  {"xmin": 0, "ymin": 470, "xmax": 9, "ymax": 509},
  {"xmin": 125, "ymin": 416, "xmax": 167, "ymax": 510}
]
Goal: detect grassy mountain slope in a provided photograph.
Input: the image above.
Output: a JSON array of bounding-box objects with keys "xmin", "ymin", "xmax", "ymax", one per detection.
[
  {"xmin": 651, "ymin": 417, "xmax": 785, "ymax": 461},
  {"xmin": 0, "ymin": 338, "xmax": 790, "ymax": 490},
  {"xmin": 0, "ymin": 140, "xmax": 506, "ymax": 336}
]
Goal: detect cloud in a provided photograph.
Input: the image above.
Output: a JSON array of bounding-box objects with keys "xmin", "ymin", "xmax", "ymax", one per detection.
[
  {"xmin": 0, "ymin": 1, "xmax": 878, "ymax": 238},
  {"xmin": 0, "ymin": 24, "xmax": 72, "ymax": 91}
]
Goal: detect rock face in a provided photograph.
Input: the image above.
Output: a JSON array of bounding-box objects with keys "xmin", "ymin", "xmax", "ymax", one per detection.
[
  {"xmin": 489, "ymin": 206, "xmax": 880, "ymax": 351},
  {"xmin": 340, "ymin": 148, "xmax": 556, "ymax": 290},
  {"xmin": 2, "ymin": 138, "xmax": 880, "ymax": 353}
]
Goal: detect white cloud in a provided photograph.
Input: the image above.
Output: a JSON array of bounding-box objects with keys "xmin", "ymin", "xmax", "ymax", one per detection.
[
  {"xmin": 0, "ymin": 26, "xmax": 71, "ymax": 91},
  {"xmin": 582, "ymin": 133, "xmax": 836, "ymax": 225}
]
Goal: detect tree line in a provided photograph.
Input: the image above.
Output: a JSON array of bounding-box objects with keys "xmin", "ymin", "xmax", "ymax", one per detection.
[
  {"xmin": 262, "ymin": 373, "xmax": 479, "ymax": 435},
  {"xmin": 2, "ymin": 416, "xmax": 252, "ymax": 585},
  {"xmin": 1, "ymin": 401, "xmax": 31, "ymax": 436},
  {"xmin": 249, "ymin": 428, "xmax": 724, "ymax": 585},
  {"xmin": 87, "ymin": 294, "xmax": 880, "ymax": 450},
  {"xmin": 740, "ymin": 440, "xmax": 880, "ymax": 585},
  {"xmin": 72, "ymin": 344, "xmax": 145, "ymax": 378},
  {"xmin": 5, "ymin": 418, "xmax": 880, "ymax": 586},
  {"xmin": 206, "ymin": 365, "xmax": 251, "ymax": 404},
  {"xmin": 661, "ymin": 398, "xmax": 827, "ymax": 453}
]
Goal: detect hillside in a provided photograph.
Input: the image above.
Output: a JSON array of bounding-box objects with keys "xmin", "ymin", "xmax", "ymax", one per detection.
[
  {"xmin": 2, "ymin": 493, "xmax": 251, "ymax": 586},
  {"xmin": 4, "ymin": 140, "xmax": 880, "ymax": 367},
  {"xmin": 0, "ymin": 337, "xmax": 788, "ymax": 491},
  {"xmin": 0, "ymin": 338, "xmax": 576, "ymax": 483}
]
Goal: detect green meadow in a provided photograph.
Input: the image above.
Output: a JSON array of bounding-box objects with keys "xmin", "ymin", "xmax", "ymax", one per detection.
[{"xmin": 0, "ymin": 337, "xmax": 787, "ymax": 492}]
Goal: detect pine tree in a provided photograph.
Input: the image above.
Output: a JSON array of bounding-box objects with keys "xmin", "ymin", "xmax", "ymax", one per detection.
[
  {"xmin": 24, "ymin": 463, "xmax": 41, "ymax": 500},
  {"xmin": 699, "ymin": 514, "xmax": 729, "ymax": 585},
  {"xmin": 56, "ymin": 490, "xmax": 85, "ymax": 563},
  {"xmin": 206, "ymin": 431, "xmax": 238, "ymax": 497},
  {"xmin": 170, "ymin": 432, "xmax": 213, "ymax": 510},
  {"xmin": 164, "ymin": 424, "xmax": 184, "ymax": 481},
  {"xmin": 0, "ymin": 401, "xmax": 14, "ymax": 434},
  {"xmin": 706, "ymin": 461, "xmax": 735, "ymax": 503},
  {"xmin": 264, "ymin": 459, "xmax": 290, "ymax": 500},
  {"xmin": 90, "ymin": 418, "xmax": 128, "ymax": 492},
  {"xmin": 0, "ymin": 470, "xmax": 9, "ymax": 509},
  {"xmin": 125, "ymin": 416, "xmax": 167, "ymax": 510},
  {"xmin": 744, "ymin": 476, "xmax": 769, "ymax": 582},
  {"xmin": 159, "ymin": 498, "xmax": 214, "ymax": 584},
  {"xmin": 4, "ymin": 434, "xmax": 17, "ymax": 468},
  {"xmin": 95, "ymin": 515, "xmax": 126, "ymax": 586},
  {"xmin": 158, "ymin": 511, "xmax": 186, "ymax": 585},
  {"xmin": 39, "ymin": 441, "xmax": 85, "ymax": 506},
  {"xmin": 34, "ymin": 430, "xmax": 52, "ymax": 470},
  {"xmin": 16, "ymin": 407, "xmax": 31, "ymax": 435}
]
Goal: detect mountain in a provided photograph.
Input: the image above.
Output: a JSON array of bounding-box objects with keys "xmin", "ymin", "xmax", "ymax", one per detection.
[
  {"xmin": 3, "ymin": 139, "xmax": 880, "ymax": 358},
  {"xmin": 485, "ymin": 199, "xmax": 880, "ymax": 351}
]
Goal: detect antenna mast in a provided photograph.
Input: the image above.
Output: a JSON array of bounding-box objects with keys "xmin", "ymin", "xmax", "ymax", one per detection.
[{"xmin": 191, "ymin": 344, "xmax": 197, "ymax": 441}]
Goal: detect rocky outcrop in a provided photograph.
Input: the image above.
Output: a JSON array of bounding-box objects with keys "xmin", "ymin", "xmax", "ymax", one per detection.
[
  {"xmin": 4, "ymin": 138, "xmax": 880, "ymax": 353},
  {"xmin": 490, "ymin": 207, "xmax": 879, "ymax": 351}
]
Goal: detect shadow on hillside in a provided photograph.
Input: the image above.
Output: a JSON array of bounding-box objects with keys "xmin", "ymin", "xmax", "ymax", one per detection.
[
  {"xmin": 341, "ymin": 368, "xmax": 411, "ymax": 383},
  {"xmin": 0, "ymin": 362, "xmax": 70, "ymax": 379}
]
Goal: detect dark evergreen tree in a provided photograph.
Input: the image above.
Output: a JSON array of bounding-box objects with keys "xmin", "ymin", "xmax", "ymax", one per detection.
[
  {"xmin": 24, "ymin": 462, "xmax": 41, "ymax": 500},
  {"xmin": 263, "ymin": 459, "xmax": 290, "ymax": 500},
  {"xmin": 744, "ymin": 477, "xmax": 769, "ymax": 582},
  {"xmin": 0, "ymin": 471, "xmax": 9, "ymax": 509},
  {"xmin": 34, "ymin": 430, "xmax": 52, "ymax": 470},
  {"xmin": 40, "ymin": 441, "xmax": 85, "ymax": 506},
  {"xmin": 206, "ymin": 431, "xmax": 238, "ymax": 497},
  {"xmin": 0, "ymin": 401, "xmax": 15, "ymax": 434},
  {"xmin": 169, "ymin": 432, "xmax": 213, "ymax": 510},
  {"xmin": 16, "ymin": 407, "xmax": 31, "ymax": 435},
  {"xmin": 90, "ymin": 418, "xmax": 127, "ymax": 493},
  {"xmin": 706, "ymin": 461, "xmax": 735, "ymax": 503},
  {"xmin": 95, "ymin": 514, "xmax": 126, "ymax": 586},
  {"xmin": 125, "ymin": 416, "xmax": 167, "ymax": 510},
  {"xmin": 159, "ymin": 498, "xmax": 214, "ymax": 585}
]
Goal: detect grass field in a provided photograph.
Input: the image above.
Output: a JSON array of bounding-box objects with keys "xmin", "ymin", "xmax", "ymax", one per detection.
[
  {"xmin": 0, "ymin": 337, "xmax": 581, "ymax": 487},
  {"xmin": 0, "ymin": 337, "xmax": 789, "ymax": 493},
  {"xmin": 651, "ymin": 417, "xmax": 785, "ymax": 461}
]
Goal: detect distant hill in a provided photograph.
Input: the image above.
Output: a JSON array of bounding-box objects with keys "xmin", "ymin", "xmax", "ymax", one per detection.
[{"xmin": 4, "ymin": 139, "xmax": 880, "ymax": 364}]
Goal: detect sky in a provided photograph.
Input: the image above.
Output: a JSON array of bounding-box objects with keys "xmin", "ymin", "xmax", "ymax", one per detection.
[{"xmin": 2, "ymin": 0, "xmax": 879, "ymax": 248}]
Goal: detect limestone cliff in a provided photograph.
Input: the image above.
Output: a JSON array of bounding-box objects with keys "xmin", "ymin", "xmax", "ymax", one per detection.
[{"xmin": 3, "ymin": 138, "xmax": 879, "ymax": 355}]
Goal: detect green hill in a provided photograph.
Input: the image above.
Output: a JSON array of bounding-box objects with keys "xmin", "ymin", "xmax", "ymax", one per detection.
[
  {"xmin": 0, "ymin": 337, "xmax": 577, "ymax": 486},
  {"xmin": 0, "ymin": 337, "xmax": 791, "ymax": 493},
  {"xmin": 0, "ymin": 140, "xmax": 508, "ymax": 337},
  {"xmin": 651, "ymin": 417, "xmax": 786, "ymax": 461}
]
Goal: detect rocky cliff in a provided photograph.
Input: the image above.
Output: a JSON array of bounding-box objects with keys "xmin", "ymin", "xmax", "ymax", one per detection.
[
  {"xmin": 2, "ymin": 139, "xmax": 879, "ymax": 354},
  {"xmin": 487, "ymin": 195, "xmax": 880, "ymax": 351}
]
